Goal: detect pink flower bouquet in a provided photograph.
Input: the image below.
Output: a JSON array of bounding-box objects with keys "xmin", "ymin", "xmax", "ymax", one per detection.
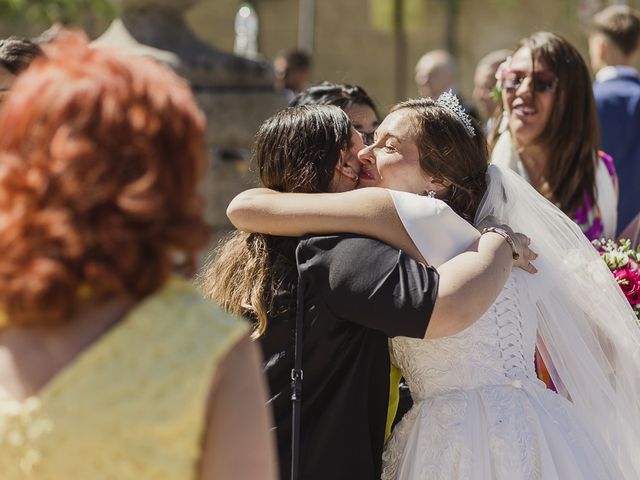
[{"xmin": 593, "ymin": 238, "xmax": 640, "ymax": 320}]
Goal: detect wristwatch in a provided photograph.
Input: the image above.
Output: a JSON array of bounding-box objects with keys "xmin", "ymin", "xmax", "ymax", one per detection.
[{"xmin": 481, "ymin": 226, "xmax": 520, "ymax": 260}]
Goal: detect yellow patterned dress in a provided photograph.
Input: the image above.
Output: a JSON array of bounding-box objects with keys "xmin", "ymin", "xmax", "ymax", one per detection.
[{"xmin": 0, "ymin": 277, "xmax": 248, "ymax": 479}]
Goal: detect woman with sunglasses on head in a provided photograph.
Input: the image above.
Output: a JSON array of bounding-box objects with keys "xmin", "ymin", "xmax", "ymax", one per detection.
[
  {"xmin": 491, "ymin": 32, "xmax": 619, "ymax": 394},
  {"xmin": 491, "ymin": 32, "xmax": 618, "ymax": 242},
  {"xmin": 290, "ymin": 81, "xmax": 380, "ymax": 146}
]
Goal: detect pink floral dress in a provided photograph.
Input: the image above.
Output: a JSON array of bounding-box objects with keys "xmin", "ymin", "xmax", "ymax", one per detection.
[{"xmin": 572, "ymin": 151, "xmax": 617, "ymax": 241}]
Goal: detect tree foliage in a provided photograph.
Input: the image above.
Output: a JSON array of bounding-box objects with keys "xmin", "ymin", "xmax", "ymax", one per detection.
[{"xmin": 0, "ymin": 0, "xmax": 116, "ymax": 25}]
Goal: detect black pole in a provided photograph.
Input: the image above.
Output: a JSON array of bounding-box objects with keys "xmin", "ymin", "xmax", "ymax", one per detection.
[{"xmin": 394, "ymin": 0, "xmax": 407, "ymax": 102}]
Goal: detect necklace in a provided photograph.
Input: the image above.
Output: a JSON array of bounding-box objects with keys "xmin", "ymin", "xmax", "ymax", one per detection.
[{"xmin": 519, "ymin": 150, "xmax": 554, "ymax": 200}]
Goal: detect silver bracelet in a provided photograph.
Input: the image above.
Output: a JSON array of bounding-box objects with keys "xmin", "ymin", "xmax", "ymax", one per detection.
[{"xmin": 481, "ymin": 226, "xmax": 519, "ymax": 260}]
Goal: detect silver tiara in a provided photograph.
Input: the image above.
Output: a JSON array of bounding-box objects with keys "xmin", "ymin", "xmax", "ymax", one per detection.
[{"xmin": 436, "ymin": 91, "xmax": 476, "ymax": 137}]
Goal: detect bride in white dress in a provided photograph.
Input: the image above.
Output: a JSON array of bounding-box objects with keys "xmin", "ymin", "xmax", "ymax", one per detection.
[
  {"xmin": 227, "ymin": 94, "xmax": 640, "ymax": 479},
  {"xmin": 381, "ymin": 166, "xmax": 634, "ymax": 479}
]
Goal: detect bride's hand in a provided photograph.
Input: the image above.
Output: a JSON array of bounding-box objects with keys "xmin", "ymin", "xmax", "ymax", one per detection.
[
  {"xmin": 509, "ymin": 231, "xmax": 538, "ymax": 274},
  {"xmin": 478, "ymin": 219, "xmax": 538, "ymax": 274}
]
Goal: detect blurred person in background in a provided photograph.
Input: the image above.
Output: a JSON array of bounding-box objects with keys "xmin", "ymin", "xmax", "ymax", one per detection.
[
  {"xmin": 0, "ymin": 32, "xmax": 277, "ymax": 480},
  {"xmin": 473, "ymin": 49, "xmax": 512, "ymax": 134},
  {"xmin": 415, "ymin": 49, "xmax": 479, "ymax": 119},
  {"xmin": 490, "ymin": 32, "xmax": 617, "ymax": 243},
  {"xmin": 290, "ymin": 81, "xmax": 380, "ymax": 145},
  {"xmin": 590, "ymin": 5, "xmax": 640, "ymax": 237},
  {"xmin": 274, "ymin": 49, "xmax": 312, "ymax": 101},
  {"xmin": 0, "ymin": 36, "xmax": 42, "ymax": 103}
]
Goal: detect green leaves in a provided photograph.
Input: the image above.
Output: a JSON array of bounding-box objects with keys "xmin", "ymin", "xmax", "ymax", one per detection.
[{"xmin": 0, "ymin": 0, "xmax": 116, "ymax": 25}]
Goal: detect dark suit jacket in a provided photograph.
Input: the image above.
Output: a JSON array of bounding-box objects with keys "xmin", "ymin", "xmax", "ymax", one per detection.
[{"xmin": 594, "ymin": 73, "xmax": 640, "ymax": 233}]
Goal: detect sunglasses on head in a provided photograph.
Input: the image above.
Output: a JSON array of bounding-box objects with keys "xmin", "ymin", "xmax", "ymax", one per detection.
[{"xmin": 502, "ymin": 69, "xmax": 558, "ymax": 94}]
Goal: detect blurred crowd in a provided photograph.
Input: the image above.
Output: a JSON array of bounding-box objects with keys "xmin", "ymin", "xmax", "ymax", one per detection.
[
  {"xmin": 273, "ymin": 5, "xmax": 640, "ymax": 245},
  {"xmin": 0, "ymin": 4, "xmax": 638, "ymax": 480}
]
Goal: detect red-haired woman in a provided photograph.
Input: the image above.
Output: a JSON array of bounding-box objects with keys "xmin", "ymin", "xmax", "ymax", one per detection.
[{"xmin": 0, "ymin": 32, "xmax": 277, "ymax": 480}]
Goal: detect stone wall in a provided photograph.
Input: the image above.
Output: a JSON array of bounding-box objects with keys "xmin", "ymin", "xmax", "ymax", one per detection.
[
  {"xmin": 1, "ymin": 0, "xmax": 638, "ymax": 244},
  {"xmin": 187, "ymin": 0, "xmax": 640, "ymax": 111}
]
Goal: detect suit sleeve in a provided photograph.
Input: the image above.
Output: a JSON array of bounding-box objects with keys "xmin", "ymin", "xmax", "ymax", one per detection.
[{"xmin": 296, "ymin": 234, "xmax": 439, "ymax": 338}]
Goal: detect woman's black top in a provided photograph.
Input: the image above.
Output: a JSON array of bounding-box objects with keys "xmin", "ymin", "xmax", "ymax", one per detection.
[{"xmin": 260, "ymin": 233, "xmax": 439, "ymax": 480}]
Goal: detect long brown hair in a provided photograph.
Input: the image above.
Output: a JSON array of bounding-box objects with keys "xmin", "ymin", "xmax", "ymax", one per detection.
[
  {"xmin": 392, "ymin": 97, "xmax": 489, "ymax": 223},
  {"xmin": 491, "ymin": 32, "xmax": 599, "ymax": 217},
  {"xmin": 199, "ymin": 105, "xmax": 352, "ymax": 337}
]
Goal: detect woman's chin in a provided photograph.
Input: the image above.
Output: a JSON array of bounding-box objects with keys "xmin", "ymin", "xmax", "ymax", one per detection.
[{"xmin": 510, "ymin": 123, "xmax": 543, "ymax": 147}]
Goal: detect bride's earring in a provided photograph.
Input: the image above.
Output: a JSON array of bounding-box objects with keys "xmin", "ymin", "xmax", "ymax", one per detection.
[{"xmin": 427, "ymin": 190, "xmax": 436, "ymax": 198}]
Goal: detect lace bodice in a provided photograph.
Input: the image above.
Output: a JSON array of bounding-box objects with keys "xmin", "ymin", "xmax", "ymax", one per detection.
[
  {"xmin": 383, "ymin": 269, "xmax": 624, "ymax": 480},
  {"xmin": 391, "ymin": 271, "xmax": 540, "ymax": 399}
]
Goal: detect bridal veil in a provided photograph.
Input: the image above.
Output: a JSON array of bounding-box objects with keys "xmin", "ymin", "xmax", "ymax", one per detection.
[{"xmin": 475, "ymin": 165, "xmax": 640, "ymax": 477}]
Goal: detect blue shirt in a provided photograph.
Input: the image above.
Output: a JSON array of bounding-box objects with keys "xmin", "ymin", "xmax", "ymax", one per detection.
[{"xmin": 593, "ymin": 68, "xmax": 640, "ymax": 234}]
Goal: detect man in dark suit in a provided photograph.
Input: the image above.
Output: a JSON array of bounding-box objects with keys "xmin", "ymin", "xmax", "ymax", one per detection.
[{"xmin": 590, "ymin": 6, "xmax": 640, "ymax": 235}]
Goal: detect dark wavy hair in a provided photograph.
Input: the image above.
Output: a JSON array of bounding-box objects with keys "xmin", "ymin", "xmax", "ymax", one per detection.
[
  {"xmin": 392, "ymin": 97, "xmax": 488, "ymax": 223},
  {"xmin": 0, "ymin": 32, "xmax": 209, "ymax": 326},
  {"xmin": 200, "ymin": 105, "xmax": 352, "ymax": 337},
  {"xmin": 490, "ymin": 32, "xmax": 599, "ymax": 217},
  {"xmin": 290, "ymin": 81, "xmax": 380, "ymax": 119},
  {"xmin": 0, "ymin": 36, "xmax": 42, "ymax": 74}
]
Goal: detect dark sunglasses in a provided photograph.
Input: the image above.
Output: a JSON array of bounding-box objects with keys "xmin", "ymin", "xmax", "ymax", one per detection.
[
  {"xmin": 359, "ymin": 130, "xmax": 375, "ymax": 146},
  {"xmin": 502, "ymin": 69, "xmax": 558, "ymax": 94}
]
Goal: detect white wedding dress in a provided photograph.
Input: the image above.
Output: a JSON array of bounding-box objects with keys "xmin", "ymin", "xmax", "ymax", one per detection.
[
  {"xmin": 382, "ymin": 271, "xmax": 618, "ymax": 479},
  {"xmin": 380, "ymin": 166, "xmax": 640, "ymax": 479}
]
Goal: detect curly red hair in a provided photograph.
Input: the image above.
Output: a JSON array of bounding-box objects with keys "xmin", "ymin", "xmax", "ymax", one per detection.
[{"xmin": 0, "ymin": 31, "xmax": 209, "ymax": 326}]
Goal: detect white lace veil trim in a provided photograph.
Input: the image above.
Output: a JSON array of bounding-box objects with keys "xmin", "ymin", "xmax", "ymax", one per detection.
[{"xmin": 475, "ymin": 164, "xmax": 640, "ymax": 476}]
